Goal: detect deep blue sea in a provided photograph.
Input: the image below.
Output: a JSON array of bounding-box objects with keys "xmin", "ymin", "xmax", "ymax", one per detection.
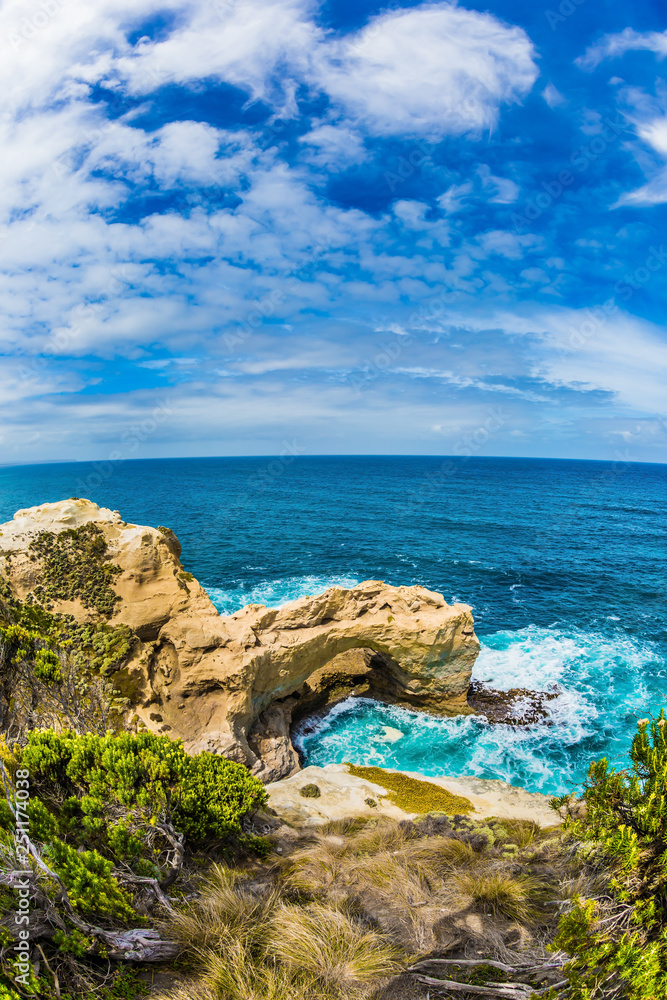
[{"xmin": 2, "ymin": 456, "xmax": 666, "ymax": 797}]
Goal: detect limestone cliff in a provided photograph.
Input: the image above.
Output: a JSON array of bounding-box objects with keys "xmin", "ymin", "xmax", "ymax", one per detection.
[{"xmin": 0, "ymin": 499, "xmax": 480, "ymax": 780}]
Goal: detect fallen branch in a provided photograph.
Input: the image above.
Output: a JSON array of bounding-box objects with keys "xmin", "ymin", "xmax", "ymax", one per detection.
[
  {"xmin": 114, "ymin": 870, "xmax": 178, "ymax": 917},
  {"xmin": 412, "ymin": 976, "xmax": 534, "ymax": 998},
  {"xmin": 409, "ymin": 958, "xmax": 564, "ymax": 975}
]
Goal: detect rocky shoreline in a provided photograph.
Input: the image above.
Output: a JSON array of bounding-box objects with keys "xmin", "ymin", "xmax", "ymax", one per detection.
[
  {"xmin": 0, "ymin": 497, "xmax": 557, "ymax": 823},
  {"xmin": 3, "ymin": 497, "xmax": 637, "ymax": 1000}
]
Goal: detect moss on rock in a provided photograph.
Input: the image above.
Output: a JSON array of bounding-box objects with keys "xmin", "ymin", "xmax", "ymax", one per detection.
[
  {"xmin": 27, "ymin": 523, "xmax": 121, "ymax": 618},
  {"xmin": 344, "ymin": 763, "xmax": 473, "ymax": 816}
]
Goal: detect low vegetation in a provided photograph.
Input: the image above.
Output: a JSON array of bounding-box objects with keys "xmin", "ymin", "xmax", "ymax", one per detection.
[
  {"xmin": 151, "ymin": 810, "xmax": 569, "ymax": 1000},
  {"xmin": 344, "ymin": 762, "xmax": 473, "ymax": 815},
  {"xmin": 0, "ymin": 730, "xmax": 267, "ymax": 996},
  {"xmin": 552, "ymin": 711, "xmax": 667, "ymax": 999},
  {"xmin": 4, "ymin": 554, "xmax": 667, "ymax": 999}
]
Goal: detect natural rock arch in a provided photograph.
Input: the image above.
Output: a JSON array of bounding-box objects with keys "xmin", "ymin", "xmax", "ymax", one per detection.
[{"xmin": 0, "ymin": 499, "xmax": 480, "ymax": 781}]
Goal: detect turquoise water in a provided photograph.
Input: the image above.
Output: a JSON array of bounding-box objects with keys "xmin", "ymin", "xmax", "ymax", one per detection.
[{"xmin": 1, "ymin": 456, "xmax": 666, "ymax": 795}]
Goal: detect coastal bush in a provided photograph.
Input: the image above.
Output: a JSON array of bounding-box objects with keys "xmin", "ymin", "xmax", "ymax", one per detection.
[
  {"xmin": 0, "ymin": 593, "xmax": 135, "ymax": 737},
  {"xmin": 552, "ymin": 712, "xmax": 667, "ymax": 999},
  {"xmin": 20, "ymin": 729, "xmax": 267, "ymax": 858},
  {"xmin": 299, "ymin": 784, "xmax": 321, "ymax": 799},
  {"xmin": 0, "ymin": 731, "xmax": 267, "ymax": 995}
]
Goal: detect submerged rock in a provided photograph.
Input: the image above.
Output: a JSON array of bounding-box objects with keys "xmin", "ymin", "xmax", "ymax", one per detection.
[
  {"xmin": 0, "ymin": 498, "xmax": 480, "ymax": 780},
  {"xmin": 467, "ymin": 680, "xmax": 560, "ymax": 725}
]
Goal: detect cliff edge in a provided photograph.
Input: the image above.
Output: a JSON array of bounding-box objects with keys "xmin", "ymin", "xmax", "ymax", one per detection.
[{"xmin": 0, "ymin": 499, "xmax": 480, "ymax": 780}]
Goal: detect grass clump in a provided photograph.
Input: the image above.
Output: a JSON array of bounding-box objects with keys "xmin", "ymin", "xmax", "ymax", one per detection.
[
  {"xmin": 268, "ymin": 902, "xmax": 401, "ymax": 996},
  {"xmin": 454, "ymin": 871, "xmax": 540, "ymax": 922},
  {"xmin": 344, "ymin": 763, "xmax": 472, "ymax": 815}
]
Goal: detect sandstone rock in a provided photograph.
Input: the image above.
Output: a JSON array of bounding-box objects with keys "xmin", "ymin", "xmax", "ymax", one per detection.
[
  {"xmin": 0, "ymin": 499, "xmax": 480, "ymax": 780},
  {"xmin": 266, "ymin": 763, "xmax": 560, "ymax": 828}
]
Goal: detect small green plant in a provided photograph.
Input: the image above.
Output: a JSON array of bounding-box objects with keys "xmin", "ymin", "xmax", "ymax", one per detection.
[
  {"xmin": 33, "ymin": 648, "xmax": 63, "ymax": 683},
  {"xmin": 455, "ymin": 871, "xmax": 538, "ymax": 921},
  {"xmin": 299, "ymin": 784, "xmax": 321, "ymax": 799}
]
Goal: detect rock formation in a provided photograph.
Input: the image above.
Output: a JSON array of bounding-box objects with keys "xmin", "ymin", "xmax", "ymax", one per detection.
[
  {"xmin": 266, "ymin": 763, "xmax": 560, "ymax": 828},
  {"xmin": 0, "ymin": 499, "xmax": 480, "ymax": 780}
]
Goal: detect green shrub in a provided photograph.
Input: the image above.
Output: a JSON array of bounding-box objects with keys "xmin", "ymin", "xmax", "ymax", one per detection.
[
  {"xmin": 0, "ymin": 728, "xmax": 267, "ymax": 982},
  {"xmin": 33, "ymin": 649, "xmax": 62, "ymax": 683},
  {"xmin": 554, "ymin": 712, "xmax": 667, "ymax": 998},
  {"xmin": 20, "ymin": 729, "xmax": 268, "ymax": 856}
]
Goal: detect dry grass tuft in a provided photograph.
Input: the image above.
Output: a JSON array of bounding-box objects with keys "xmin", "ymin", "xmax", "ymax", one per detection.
[
  {"xmin": 404, "ymin": 835, "xmax": 479, "ymax": 875},
  {"xmin": 498, "ymin": 818, "xmax": 542, "ymax": 849},
  {"xmin": 267, "ymin": 902, "xmax": 401, "ymax": 997},
  {"xmin": 282, "ymin": 841, "xmax": 347, "ymax": 896},
  {"xmin": 167, "ymin": 864, "xmax": 277, "ymax": 953},
  {"xmin": 454, "ymin": 871, "xmax": 542, "ymax": 922},
  {"xmin": 345, "ymin": 818, "xmax": 412, "ymax": 855},
  {"xmin": 201, "ymin": 940, "xmax": 308, "ymax": 1000}
]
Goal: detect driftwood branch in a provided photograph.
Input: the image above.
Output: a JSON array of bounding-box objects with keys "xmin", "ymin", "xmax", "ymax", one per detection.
[
  {"xmin": 412, "ymin": 975, "xmax": 535, "ymax": 997},
  {"xmin": 409, "ymin": 958, "xmax": 564, "ymax": 975},
  {"xmin": 408, "ymin": 956, "xmax": 568, "ymax": 999}
]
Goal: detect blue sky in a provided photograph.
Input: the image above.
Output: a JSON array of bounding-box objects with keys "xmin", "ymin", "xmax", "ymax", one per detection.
[{"xmin": 1, "ymin": 0, "xmax": 667, "ymax": 464}]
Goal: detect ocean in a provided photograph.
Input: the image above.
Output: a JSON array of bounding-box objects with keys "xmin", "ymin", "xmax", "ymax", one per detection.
[{"xmin": 2, "ymin": 455, "xmax": 666, "ymax": 796}]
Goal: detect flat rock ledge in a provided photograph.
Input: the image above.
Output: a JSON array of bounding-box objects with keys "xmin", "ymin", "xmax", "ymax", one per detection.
[
  {"xmin": 0, "ymin": 499, "xmax": 480, "ymax": 781},
  {"xmin": 266, "ymin": 763, "xmax": 559, "ymax": 828}
]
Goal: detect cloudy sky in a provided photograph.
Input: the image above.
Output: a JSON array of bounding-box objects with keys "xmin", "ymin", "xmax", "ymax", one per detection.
[{"xmin": 2, "ymin": 0, "xmax": 667, "ymax": 465}]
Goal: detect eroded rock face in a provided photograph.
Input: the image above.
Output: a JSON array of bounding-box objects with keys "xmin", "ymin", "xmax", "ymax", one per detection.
[{"xmin": 0, "ymin": 499, "xmax": 480, "ymax": 780}]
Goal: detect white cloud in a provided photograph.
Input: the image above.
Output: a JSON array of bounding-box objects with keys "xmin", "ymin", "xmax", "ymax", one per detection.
[
  {"xmin": 445, "ymin": 305, "xmax": 667, "ymax": 418},
  {"xmin": 477, "ymin": 164, "xmax": 519, "ymax": 203},
  {"xmin": 298, "ymin": 124, "xmax": 367, "ymax": 168},
  {"xmin": 437, "ymin": 181, "xmax": 474, "ymax": 214},
  {"xmin": 578, "ymin": 28, "xmax": 667, "ymax": 71},
  {"xmin": 542, "ymin": 83, "xmax": 565, "ymax": 108},
  {"xmin": 313, "ymin": 3, "xmax": 538, "ymax": 138},
  {"xmin": 112, "ymin": 0, "xmax": 320, "ymax": 109}
]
